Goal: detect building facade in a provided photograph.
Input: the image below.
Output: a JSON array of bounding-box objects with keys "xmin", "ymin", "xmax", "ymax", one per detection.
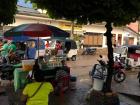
[{"xmin": 83, "ymin": 24, "xmax": 138, "ymax": 47}]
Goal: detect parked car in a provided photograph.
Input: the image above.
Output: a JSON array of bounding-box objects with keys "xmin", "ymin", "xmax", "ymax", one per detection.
[
  {"xmin": 64, "ymin": 39, "xmax": 77, "ymax": 61},
  {"xmin": 82, "ymin": 47, "xmax": 96, "ymax": 55}
]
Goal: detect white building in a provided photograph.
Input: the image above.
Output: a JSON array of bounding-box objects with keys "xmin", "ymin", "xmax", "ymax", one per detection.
[{"xmin": 83, "ymin": 24, "xmax": 138, "ymax": 48}]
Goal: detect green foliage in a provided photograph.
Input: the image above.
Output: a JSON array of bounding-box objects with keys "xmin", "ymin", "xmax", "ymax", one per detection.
[
  {"xmin": 25, "ymin": 0, "xmax": 37, "ymax": 9},
  {"xmin": 0, "ymin": 0, "xmax": 17, "ymax": 25},
  {"xmin": 29, "ymin": 0, "xmax": 140, "ymax": 26}
]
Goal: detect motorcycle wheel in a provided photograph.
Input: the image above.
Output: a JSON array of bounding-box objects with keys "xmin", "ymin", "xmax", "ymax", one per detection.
[{"xmin": 114, "ymin": 72, "xmax": 126, "ymax": 83}]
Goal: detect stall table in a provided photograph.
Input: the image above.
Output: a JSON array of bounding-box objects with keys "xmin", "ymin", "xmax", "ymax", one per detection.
[{"xmin": 14, "ymin": 67, "xmax": 69, "ymax": 92}]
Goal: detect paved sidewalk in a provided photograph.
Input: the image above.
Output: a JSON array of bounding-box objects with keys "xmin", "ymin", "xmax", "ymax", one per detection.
[{"xmin": 112, "ymin": 74, "xmax": 140, "ymax": 96}]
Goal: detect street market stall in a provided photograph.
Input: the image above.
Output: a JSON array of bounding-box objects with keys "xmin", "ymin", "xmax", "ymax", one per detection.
[{"xmin": 14, "ymin": 58, "xmax": 69, "ymax": 92}]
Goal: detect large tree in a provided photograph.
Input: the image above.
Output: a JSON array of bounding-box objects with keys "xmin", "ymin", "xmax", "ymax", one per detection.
[
  {"xmin": 29, "ymin": 0, "xmax": 140, "ymax": 92},
  {"xmin": 0, "ymin": 0, "xmax": 17, "ymax": 25}
]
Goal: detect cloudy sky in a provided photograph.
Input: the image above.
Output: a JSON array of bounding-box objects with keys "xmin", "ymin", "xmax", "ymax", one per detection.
[{"xmin": 17, "ymin": 0, "xmax": 32, "ymax": 8}]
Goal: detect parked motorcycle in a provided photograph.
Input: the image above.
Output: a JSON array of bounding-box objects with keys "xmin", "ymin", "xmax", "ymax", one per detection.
[
  {"xmin": 114, "ymin": 55, "xmax": 131, "ymax": 71},
  {"xmin": 82, "ymin": 47, "xmax": 96, "ymax": 55},
  {"xmin": 89, "ymin": 55, "xmax": 126, "ymax": 83},
  {"xmin": 113, "ymin": 61, "xmax": 126, "ymax": 83},
  {"xmin": 0, "ymin": 51, "xmax": 24, "ymax": 65},
  {"xmin": 0, "ymin": 64, "xmax": 14, "ymax": 80}
]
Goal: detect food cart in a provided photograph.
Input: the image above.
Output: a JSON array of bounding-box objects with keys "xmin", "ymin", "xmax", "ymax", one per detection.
[
  {"xmin": 14, "ymin": 52, "xmax": 69, "ymax": 92},
  {"xmin": 48, "ymin": 39, "xmax": 78, "ymax": 61}
]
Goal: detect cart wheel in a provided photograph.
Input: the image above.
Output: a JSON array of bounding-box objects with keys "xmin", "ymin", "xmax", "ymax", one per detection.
[{"xmin": 71, "ymin": 55, "xmax": 76, "ymax": 61}]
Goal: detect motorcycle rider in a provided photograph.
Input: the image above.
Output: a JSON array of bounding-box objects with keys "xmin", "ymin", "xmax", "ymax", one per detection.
[{"xmin": 0, "ymin": 40, "xmax": 10, "ymax": 64}]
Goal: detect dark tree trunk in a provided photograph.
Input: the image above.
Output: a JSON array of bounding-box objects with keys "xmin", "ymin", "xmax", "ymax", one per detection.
[
  {"xmin": 88, "ymin": 22, "xmax": 120, "ymax": 105},
  {"xmin": 103, "ymin": 21, "xmax": 114, "ymax": 92}
]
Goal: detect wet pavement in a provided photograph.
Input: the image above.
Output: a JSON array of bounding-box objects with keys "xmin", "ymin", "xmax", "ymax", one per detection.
[
  {"xmin": 112, "ymin": 74, "xmax": 140, "ymax": 96},
  {"xmin": 1, "ymin": 75, "xmax": 136, "ymax": 105},
  {"xmin": 0, "ymin": 55, "xmax": 140, "ymax": 105}
]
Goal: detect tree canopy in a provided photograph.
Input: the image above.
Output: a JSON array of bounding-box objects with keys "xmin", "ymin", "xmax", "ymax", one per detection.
[
  {"xmin": 29, "ymin": 0, "xmax": 140, "ymax": 26},
  {"xmin": 28, "ymin": 0, "xmax": 140, "ymax": 93},
  {"xmin": 0, "ymin": 0, "xmax": 17, "ymax": 25}
]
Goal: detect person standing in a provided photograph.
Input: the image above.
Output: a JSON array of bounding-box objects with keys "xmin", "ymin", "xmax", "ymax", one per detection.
[
  {"xmin": 45, "ymin": 40, "xmax": 50, "ymax": 48},
  {"xmin": 8, "ymin": 42, "xmax": 16, "ymax": 52},
  {"xmin": 8, "ymin": 42, "xmax": 16, "ymax": 54},
  {"xmin": 0, "ymin": 40, "xmax": 9, "ymax": 64},
  {"xmin": 55, "ymin": 41, "xmax": 62, "ymax": 54},
  {"xmin": 26, "ymin": 41, "xmax": 36, "ymax": 59}
]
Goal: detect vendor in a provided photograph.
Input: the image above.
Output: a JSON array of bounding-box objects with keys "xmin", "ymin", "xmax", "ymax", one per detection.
[
  {"xmin": 26, "ymin": 41, "xmax": 36, "ymax": 59},
  {"xmin": 16, "ymin": 42, "xmax": 26, "ymax": 51},
  {"xmin": 55, "ymin": 41, "xmax": 62, "ymax": 55},
  {"xmin": 0, "ymin": 40, "xmax": 9, "ymax": 64}
]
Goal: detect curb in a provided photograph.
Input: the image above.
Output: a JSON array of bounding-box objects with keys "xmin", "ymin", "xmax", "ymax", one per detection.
[
  {"xmin": 119, "ymin": 92, "xmax": 140, "ymax": 102},
  {"xmin": 120, "ymin": 101, "xmax": 131, "ymax": 105}
]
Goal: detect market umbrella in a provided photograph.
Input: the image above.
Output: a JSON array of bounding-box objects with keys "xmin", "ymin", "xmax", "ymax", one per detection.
[
  {"xmin": 4, "ymin": 23, "xmax": 70, "ymax": 38},
  {"xmin": 4, "ymin": 35, "xmax": 34, "ymax": 42},
  {"xmin": 4, "ymin": 23, "xmax": 70, "ymax": 57}
]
